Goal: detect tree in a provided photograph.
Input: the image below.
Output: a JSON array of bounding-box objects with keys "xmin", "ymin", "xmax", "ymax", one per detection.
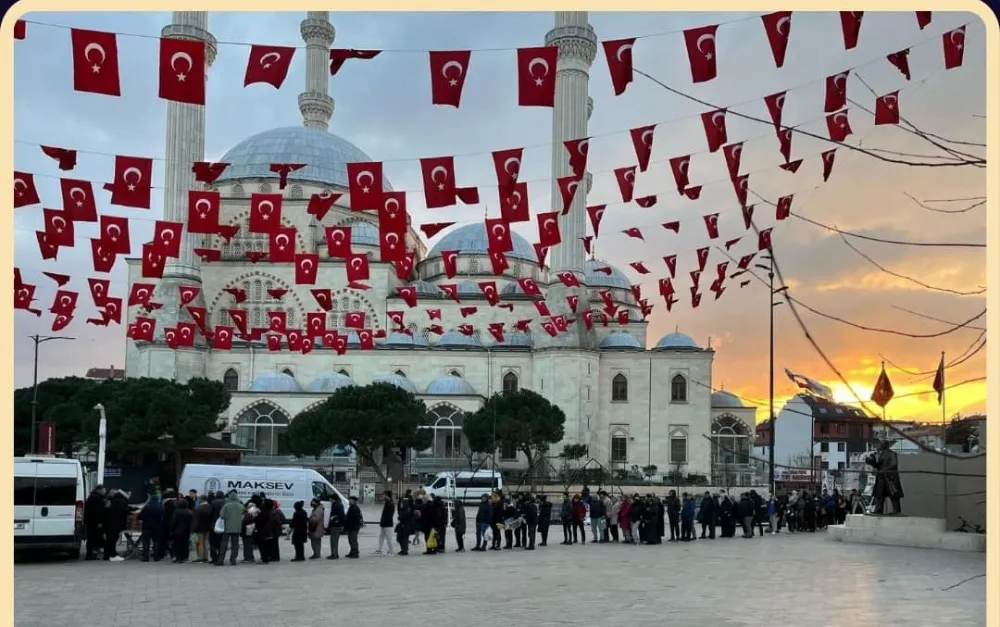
[
  {"xmin": 557, "ymin": 443, "xmax": 589, "ymax": 489},
  {"xmin": 12, "ymin": 376, "xmax": 231, "ymax": 458},
  {"xmin": 463, "ymin": 389, "xmax": 566, "ymax": 475},
  {"xmin": 284, "ymin": 382, "xmax": 431, "ymax": 484}
]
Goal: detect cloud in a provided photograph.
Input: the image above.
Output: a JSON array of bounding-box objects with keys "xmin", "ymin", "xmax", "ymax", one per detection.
[{"xmin": 14, "ymin": 11, "xmax": 987, "ymax": 422}]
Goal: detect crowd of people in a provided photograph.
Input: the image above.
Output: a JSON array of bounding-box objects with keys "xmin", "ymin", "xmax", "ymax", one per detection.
[{"xmin": 82, "ymin": 481, "xmax": 862, "ymax": 564}]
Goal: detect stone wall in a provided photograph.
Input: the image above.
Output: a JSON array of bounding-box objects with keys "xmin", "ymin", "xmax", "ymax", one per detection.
[{"xmin": 897, "ymin": 452, "xmax": 986, "ymax": 529}]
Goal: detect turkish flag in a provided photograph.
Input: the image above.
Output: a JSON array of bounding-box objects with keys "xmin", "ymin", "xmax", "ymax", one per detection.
[
  {"xmin": 344, "ymin": 311, "xmax": 366, "ymax": 330},
  {"xmin": 661, "ymin": 221, "xmax": 680, "ymax": 234},
  {"xmin": 779, "ymin": 160, "xmax": 802, "ymax": 174},
  {"xmin": 602, "ymin": 38, "xmax": 635, "ymax": 96},
  {"xmin": 176, "ymin": 323, "xmax": 197, "ymax": 347},
  {"xmin": 267, "ymin": 310, "xmax": 287, "ymax": 334},
  {"xmin": 194, "ymin": 248, "xmax": 221, "ymax": 263},
  {"xmin": 684, "ymin": 25, "xmax": 718, "ymax": 83},
  {"xmin": 43, "ymin": 209, "xmax": 75, "ymax": 248},
  {"xmin": 870, "ymin": 366, "xmax": 894, "ymax": 408},
  {"xmin": 178, "ymin": 285, "xmax": 200, "ymax": 307},
  {"xmin": 723, "ymin": 142, "xmax": 743, "ymax": 180},
  {"xmin": 484, "ymin": 218, "xmax": 513, "ymax": 254},
  {"xmin": 14, "ymin": 172, "xmax": 41, "ymax": 209},
  {"xmin": 244, "ymin": 45, "xmax": 295, "ymax": 89},
  {"xmin": 623, "ymin": 227, "xmax": 643, "ymax": 241},
  {"xmin": 826, "ymin": 110, "xmax": 852, "ymax": 142},
  {"xmin": 127, "ymin": 283, "xmax": 155, "ymax": 307},
  {"xmin": 213, "ymin": 326, "xmax": 234, "ymax": 350},
  {"xmin": 839, "ymin": 11, "xmax": 864, "ymax": 50},
  {"xmin": 294, "ymin": 253, "xmax": 319, "ymax": 284},
  {"xmin": 635, "ymin": 195, "xmax": 657, "ymax": 208},
  {"xmin": 268, "ymin": 227, "xmax": 297, "ymax": 263},
  {"xmin": 158, "ymin": 37, "xmax": 206, "ymax": 105},
  {"xmin": 821, "ymin": 149, "xmax": 837, "ymax": 182},
  {"xmin": 824, "ymin": 71, "xmax": 849, "ymax": 113},
  {"xmin": 420, "ymin": 156, "xmax": 466, "ymax": 209},
  {"xmin": 187, "ymin": 190, "xmax": 221, "ymax": 233},
  {"xmin": 187, "ymin": 306, "xmax": 208, "ymax": 336},
  {"xmin": 492, "ymin": 147, "xmax": 523, "ymax": 196},
  {"xmin": 60, "ymin": 178, "xmax": 98, "ymax": 222},
  {"xmin": 347, "ymin": 252, "xmax": 370, "ymax": 283},
  {"xmin": 325, "ymin": 226, "xmax": 352, "ymax": 259},
  {"xmin": 701, "ymin": 109, "xmax": 728, "ymax": 153},
  {"xmin": 703, "ymin": 213, "xmax": 720, "ymax": 239},
  {"xmin": 310, "ymin": 289, "xmax": 332, "ymax": 311},
  {"xmin": 725, "ymin": 237, "xmax": 741, "ymax": 251},
  {"xmin": 265, "ymin": 288, "xmax": 285, "ymax": 301},
  {"xmin": 479, "ymin": 281, "xmax": 500, "ymax": 306},
  {"xmin": 536, "ymin": 211, "xmax": 561, "ymax": 248},
  {"xmin": 101, "ymin": 297, "xmax": 123, "ymax": 324},
  {"xmin": 564, "ymin": 138, "xmax": 590, "ymax": 179},
  {"xmin": 420, "ymin": 223, "xmax": 453, "ymax": 242},
  {"xmin": 737, "ymin": 253, "xmax": 756, "ymax": 270},
  {"xmin": 440, "ymin": 250, "xmax": 459, "ymax": 278},
  {"xmin": 104, "ymin": 155, "xmax": 153, "ymax": 209},
  {"xmin": 226, "ymin": 310, "xmax": 249, "ymax": 337},
  {"xmin": 695, "ymin": 247, "xmax": 709, "ymax": 271},
  {"xmin": 630, "ymin": 125, "xmax": 656, "ymax": 172},
  {"xmin": 393, "ymin": 251, "xmax": 415, "ymax": 281},
  {"xmin": 541, "ymin": 320, "xmax": 558, "ymax": 337},
  {"xmin": 152, "ymin": 220, "xmax": 184, "ymax": 257},
  {"xmin": 379, "ymin": 191, "xmax": 408, "ymax": 233},
  {"xmin": 732, "ymin": 174, "xmax": 749, "ymax": 208},
  {"xmin": 386, "ymin": 311, "xmax": 405, "ymax": 330},
  {"xmin": 760, "ymin": 12, "xmax": 792, "ymax": 68},
  {"xmin": 943, "ymin": 26, "xmax": 966, "ymax": 70},
  {"xmin": 249, "ymin": 193, "xmax": 283, "ymax": 234},
  {"xmin": 429, "ymin": 50, "xmax": 471, "ymax": 108},
  {"xmin": 392, "ymin": 285, "xmax": 416, "ymax": 308},
  {"xmin": 764, "ymin": 91, "xmax": 785, "ymax": 130},
  {"xmin": 141, "ymin": 242, "xmax": 166, "ymax": 278},
  {"xmin": 50, "ymin": 290, "xmax": 79, "ymax": 316},
  {"xmin": 533, "ymin": 301, "xmax": 552, "ymax": 318},
  {"xmin": 916, "ymin": 11, "xmax": 932, "ymax": 29},
  {"xmin": 775, "ymin": 195, "xmax": 793, "ymax": 220},
  {"xmin": 91, "ymin": 239, "xmax": 116, "ymax": 273},
  {"xmin": 216, "ymin": 223, "xmax": 239, "ymax": 243},
  {"xmin": 499, "ymin": 181, "xmax": 530, "ymax": 224},
  {"xmin": 683, "ymin": 186, "xmax": 702, "ymax": 201},
  {"xmin": 269, "ymin": 163, "xmax": 306, "ymax": 190},
  {"xmin": 517, "ymin": 46, "xmax": 558, "ymax": 107},
  {"xmin": 307, "ymin": 191, "xmax": 341, "ymax": 221},
  {"xmin": 88, "ymin": 278, "xmax": 111, "ymax": 305},
  {"xmin": 581, "ymin": 205, "xmax": 604, "ymax": 240},
  {"xmin": 629, "ymin": 261, "xmax": 650, "ymax": 275},
  {"xmin": 887, "ymin": 49, "xmax": 912, "ymax": 81},
  {"xmin": 758, "ymin": 228, "xmax": 773, "ymax": 251},
  {"xmin": 133, "ymin": 317, "xmax": 156, "ymax": 342},
  {"xmin": 40, "ymin": 146, "xmax": 77, "ymax": 170},
  {"xmin": 192, "ymin": 161, "xmax": 229, "ymax": 184},
  {"xmin": 741, "ymin": 204, "xmax": 755, "ymax": 230},
  {"xmin": 614, "ymin": 166, "xmax": 637, "ymax": 203},
  {"xmin": 662, "ymin": 255, "xmax": 677, "ymax": 278},
  {"xmin": 266, "ymin": 335, "xmax": 282, "ymax": 352},
  {"xmin": 245, "ymin": 252, "xmax": 267, "ymax": 264},
  {"xmin": 874, "ymin": 92, "xmax": 900, "ymax": 125},
  {"xmin": 305, "ymin": 312, "xmax": 326, "ymax": 337},
  {"xmin": 71, "ymin": 29, "xmax": 121, "ymax": 96},
  {"xmin": 556, "ymin": 272, "xmax": 580, "ymax": 288},
  {"xmin": 669, "ymin": 156, "xmax": 691, "ymax": 193},
  {"xmin": 777, "ymin": 128, "xmax": 793, "ymax": 163},
  {"xmin": 346, "ymin": 161, "xmax": 384, "ymax": 211},
  {"xmin": 487, "ymin": 323, "xmax": 505, "ymax": 343},
  {"xmin": 329, "ymin": 49, "xmax": 380, "ymax": 75},
  {"xmin": 515, "ymin": 277, "xmax": 542, "ymax": 296},
  {"xmin": 529, "ymin": 245, "xmax": 545, "ymax": 270}
]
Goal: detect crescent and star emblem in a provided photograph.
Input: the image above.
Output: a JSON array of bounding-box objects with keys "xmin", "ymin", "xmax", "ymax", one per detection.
[
  {"xmin": 712, "ymin": 111, "xmax": 726, "ymax": 130},
  {"xmin": 170, "ymin": 51, "xmax": 194, "ymax": 81},
  {"xmin": 696, "ymin": 34, "xmax": 715, "ymax": 59},
  {"xmin": 14, "ymin": 178, "xmax": 27, "ymax": 195},
  {"xmin": 260, "ymin": 51, "xmax": 281, "ymax": 69},
  {"xmin": 441, "ymin": 60, "xmax": 464, "ymax": 87},
  {"xmin": 69, "ymin": 187, "xmax": 88, "ymax": 206},
  {"xmin": 834, "ymin": 112, "xmax": 848, "ymax": 127},
  {"xmin": 159, "ymin": 228, "xmax": 175, "ymax": 242},
  {"xmin": 52, "ymin": 216, "xmax": 67, "ymax": 232},
  {"xmin": 384, "ymin": 197, "xmax": 400, "ymax": 216},
  {"xmin": 257, "ymin": 200, "xmax": 274, "ymax": 218},
  {"xmin": 299, "ymin": 258, "xmax": 314, "ymax": 271},
  {"xmin": 123, "ymin": 166, "xmax": 143, "ymax": 191},
  {"xmin": 776, "ymin": 16, "xmax": 791, "ymax": 35},
  {"xmin": 385, "ymin": 233, "xmax": 399, "ymax": 248},
  {"xmin": 503, "ymin": 157, "xmax": 521, "ymax": 177},
  {"xmin": 491, "ymin": 224, "xmax": 506, "ymax": 240},
  {"xmin": 195, "ymin": 198, "xmax": 213, "ymax": 218},
  {"xmin": 356, "ymin": 170, "xmax": 375, "ymax": 193},
  {"xmin": 275, "ymin": 234, "xmax": 289, "ymax": 249},
  {"xmin": 527, "ymin": 57, "xmax": 550, "ymax": 86},
  {"xmin": 641, "ymin": 129, "xmax": 654, "ymax": 146},
  {"xmin": 430, "ymin": 165, "xmax": 450, "ymax": 189},
  {"xmin": 616, "ymin": 43, "xmax": 633, "ymax": 62},
  {"xmin": 83, "ymin": 42, "xmax": 106, "ymax": 73},
  {"xmin": 543, "ymin": 218, "xmax": 556, "ymax": 232}
]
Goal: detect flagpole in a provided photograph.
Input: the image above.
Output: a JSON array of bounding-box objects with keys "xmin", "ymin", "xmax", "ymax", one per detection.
[{"xmin": 941, "ymin": 351, "xmax": 948, "ymax": 526}]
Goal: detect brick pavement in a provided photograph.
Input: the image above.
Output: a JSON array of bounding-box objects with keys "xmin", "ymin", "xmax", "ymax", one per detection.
[{"xmin": 15, "ymin": 527, "xmax": 985, "ymax": 627}]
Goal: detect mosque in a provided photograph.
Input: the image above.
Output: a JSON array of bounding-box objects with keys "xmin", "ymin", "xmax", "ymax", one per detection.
[{"xmin": 124, "ymin": 11, "xmax": 756, "ymax": 485}]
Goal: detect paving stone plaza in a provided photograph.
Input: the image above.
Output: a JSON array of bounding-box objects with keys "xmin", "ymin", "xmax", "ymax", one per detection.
[{"xmin": 15, "ymin": 521, "xmax": 986, "ymax": 627}]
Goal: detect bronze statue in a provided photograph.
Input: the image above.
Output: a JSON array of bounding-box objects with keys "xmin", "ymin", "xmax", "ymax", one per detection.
[{"xmin": 865, "ymin": 439, "xmax": 904, "ymax": 515}]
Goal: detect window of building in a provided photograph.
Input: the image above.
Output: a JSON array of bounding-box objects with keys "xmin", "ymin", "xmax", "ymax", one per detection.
[
  {"xmin": 837, "ymin": 462, "xmax": 846, "ymax": 470},
  {"xmin": 502, "ymin": 371, "xmax": 518, "ymax": 394},
  {"xmin": 611, "ymin": 373, "xmax": 628, "ymax": 402},
  {"xmin": 223, "ymin": 368, "xmax": 239, "ymax": 391},
  {"xmin": 670, "ymin": 374, "xmax": 687, "ymax": 402},
  {"xmin": 234, "ymin": 402, "xmax": 290, "ymax": 457},
  {"xmin": 610, "ymin": 434, "xmax": 628, "ymax": 463},
  {"xmin": 837, "ymin": 423, "xmax": 846, "ymax": 434},
  {"xmin": 500, "ymin": 441, "xmax": 518, "ymax": 461},
  {"xmin": 821, "ymin": 461, "xmax": 829, "ymax": 470},
  {"xmin": 820, "ymin": 441, "xmax": 829, "ymax": 452},
  {"xmin": 670, "ymin": 435, "xmax": 687, "ymax": 463},
  {"xmin": 837, "ymin": 442, "xmax": 846, "ymax": 452},
  {"xmin": 820, "ymin": 423, "xmax": 829, "ymax": 434}
]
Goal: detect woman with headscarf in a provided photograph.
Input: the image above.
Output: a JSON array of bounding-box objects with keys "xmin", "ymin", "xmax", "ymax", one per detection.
[
  {"xmin": 307, "ymin": 499, "xmax": 325, "ymax": 559},
  {"xmin": 290, "ymin": 501, "xmax": 308, "ymax": 561},
  {"xmin": 254, "ymin": 499, "xmax": 279, "ymax": 564}
]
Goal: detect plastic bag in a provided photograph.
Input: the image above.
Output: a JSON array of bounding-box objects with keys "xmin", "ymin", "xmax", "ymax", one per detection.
[
  {"xmin": 483, "ymin": 526, "xmax": 493, "ymax": 544},
  {"xmin": 426, "ymin": 529, "xmax": 439, "ymax": 550}
]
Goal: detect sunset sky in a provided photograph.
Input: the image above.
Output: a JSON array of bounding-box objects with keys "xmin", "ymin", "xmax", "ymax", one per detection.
[{"xmin": 12, "ymin": 11, "xmax": 987, "ymax": 422}]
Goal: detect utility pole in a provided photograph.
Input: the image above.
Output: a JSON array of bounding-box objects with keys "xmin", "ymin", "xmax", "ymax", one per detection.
[{"xmin": 29, "ymin": 334, "xmax": 75, "ymax": 455}]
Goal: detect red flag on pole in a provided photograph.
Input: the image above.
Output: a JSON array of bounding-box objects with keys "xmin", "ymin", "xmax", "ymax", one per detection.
[
  {"xmin": 870, "ymin": 364, "xmax": 894, "ymax": 408},
  {"xmin": 932, "ymin": 353, "xmax": 945, "ymax": 405}
]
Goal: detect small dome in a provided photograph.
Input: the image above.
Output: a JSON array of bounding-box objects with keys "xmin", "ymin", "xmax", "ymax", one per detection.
[
  {"xmin": 427, "ymin": 222, "xmax": 536, "ymax": 262},
  {"xmin": 435, "ymin": 329, "xmax": 483, "ymax": 349},
  {"xmin": 348, "ymin": 221, "xmax": 379, "ymax": 247},
  {"xmin": 249, "ymin": 371, "xmax": 301, "ymax": 393},
  {"xmin": 425, "ymin": 375, "xmax": 477, "ymax": 396},
  {"xmin": 408, "ymin": 280, "xmax": 440, "ymax": 297},
  {"xmin": 345, "ymin": 331, "xmax": 361, "ymax": 346},
  {"xmin": 372, "ymin": 373, "xmax": 418, "ymax": 394},
  {"xmin": 382, "ymin": 332, "xmax": 427, "ymax": 347},
  {"xmin": 584, "ymin": 258, "xmax": 631, "ymax": 290},
  {"xmin": 457, "ymin": 281, "xmax": 483, "ymax": 295},
  {"xmin": 307, "ymin": 372, "xmax": 355, "ymax": 393},
  {"xmin": 492, "ymin": 331, "xmax": 534, "ymax": 348},
  {"xmin": 711, "ymin": 390, "xmax": 745, "ymax": 409},
  {"xmin": 215, "ymin": 126, "xmax": 392, "ymax": 190},
  {"xmin": 500, "ymin": 281, "xmax": 537, "ymax": 297},
  {"xmin": 598, "ymin": 332, "xmax": 642, "ymax": 350},
  {"xmin": 654, "ymin": 332, "xmax": 700, "ymax": 350}
]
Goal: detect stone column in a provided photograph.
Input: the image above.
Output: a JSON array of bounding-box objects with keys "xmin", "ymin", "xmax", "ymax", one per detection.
[{"xmin": 298, "ymin": 12, "xmax": 335, "ymax": 130}]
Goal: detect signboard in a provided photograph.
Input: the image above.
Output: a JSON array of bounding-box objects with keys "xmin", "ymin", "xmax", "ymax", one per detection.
[{"xmin": 37, "ymin": 421, "xmax": 56, "ymax": 455}]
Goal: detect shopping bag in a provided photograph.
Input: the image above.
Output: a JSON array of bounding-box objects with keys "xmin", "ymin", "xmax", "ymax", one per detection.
[
  {"xmin": 214, "ymin": 517, "xmax": 225, "ymax": 534},
  {"xmin": 483, "ymin": 526, "xmax": 494, "ymax": 544},
  {"xmin": 426, "ymin": 529, "xmax": 439, "ymax": 550}
]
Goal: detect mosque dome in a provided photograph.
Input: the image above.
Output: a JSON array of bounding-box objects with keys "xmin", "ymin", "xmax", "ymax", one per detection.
[
  {"xmin": 407, "ymin": 280, "xmax": 440, "ymax": 297},
  {"xmin": 457, "ymin": 281, "xmax": 483, "ymax": 295},
  {"xmin": 382, "ymin": 332, "xmax": 428, "ymax": 347},
  {"xmin": 372, "ymin": 373, "xmax": 418, "ymax": 394},
  {"xmin": 215, "ymin": 127, "xmax": 393, "ymax": 190},
  {"xmin": 427, "ymin": 223, "xmax": 536, "ymax": 262},
  {"xmin": 711, "ymin": 390, "xmax": 745, "ymax": 409},
  {"xmin": 425, "ymin": 375, "xmax": 477, "ymax": 396},
  {"xmin": 348, "ymin": 220, "xmax": 380, "ymax": 247},
  {"xmin": 492, "ymin": 331, "xmax": 534, "ymax": 348},
  {"xmin": 598, "ymin": 332, "xmax": 642, "ymax": 350},
  {"xmin": 248, "ymin": 371, "xmax": 301, "ymax": 393},
  {"xmin": 653, "ymin": 331, "xmax": 701, "ymax": 350},
  {"xmin": 584, "ymin": 258, "xmax": 631, "ymax": 290},
  {"xmin": 435, "ymin": 329, "xmax": 483, "ymax": 348},
  {"xmin": 307, "ymin": 372, "xmax": 355, "ymax": 393}
]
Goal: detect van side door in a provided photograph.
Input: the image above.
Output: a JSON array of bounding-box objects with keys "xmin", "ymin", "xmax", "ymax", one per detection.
[{"xmin": 33, "ymin": 462, "xmax": 78, "ymax": 539}]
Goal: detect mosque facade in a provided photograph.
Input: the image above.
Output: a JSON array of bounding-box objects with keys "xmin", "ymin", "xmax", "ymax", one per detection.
[{"xmin": 124, "ymin": 11, "xmax": 756, "ymax": 483}]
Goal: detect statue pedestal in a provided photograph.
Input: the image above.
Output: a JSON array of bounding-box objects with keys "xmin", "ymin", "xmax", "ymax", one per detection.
[{"xmin": 828, "ymin": 514, "xmax": 985, "ymax": 552}]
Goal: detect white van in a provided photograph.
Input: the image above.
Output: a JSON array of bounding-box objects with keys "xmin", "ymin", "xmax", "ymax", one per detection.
[
  {"xmin": 178, "ymin": 464, "xmax": 348, "ymax": 525},
  {"xmin": 422, "ymin": 470, "xmax": 503, "ymax": 503},
  {"xmin": 14, "ymin": 456, "xmax": 87, "ymax": 558}
]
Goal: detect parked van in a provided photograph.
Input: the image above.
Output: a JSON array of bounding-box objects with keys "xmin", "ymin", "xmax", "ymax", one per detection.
[
  {"xmin": 178, "ymin": 464, "xmax": 348, "ymax": 525},
  {"xmin": 422, "ymin": 470, "xmax": 503, "ymax": 502},
  {"xmin": 14, "ymin": 456, "xmax": 87, "ymax": 558}
]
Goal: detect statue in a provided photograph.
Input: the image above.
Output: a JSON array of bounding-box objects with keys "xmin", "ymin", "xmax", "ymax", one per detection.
[{"xmin": 865, "ymin": 439, "xmax": 904, "ymax": 515}]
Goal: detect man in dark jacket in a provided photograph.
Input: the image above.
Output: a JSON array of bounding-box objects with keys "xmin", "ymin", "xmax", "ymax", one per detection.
[
  {"xmin": 537, "ymin": 495, "xmax": 552, "ymax": 547},
  {"xmin": 588, "ymin": 494, "xmax": 605, "ymax": 543},
  {"xmin": 698, "ymin": 491, "xmax": 717, "ymax": 539},
  {"xmin": 208, "ymin": 490, "xmax": 226, "ymax": 561},
  {"xmin": 522, "ymin": 495, "xmax": 538, "ymax": 550},
  {"xmin": 433, "ymin": 496, "xmax": 448, "ymax": 553},
  {"xmin": 490, "ymin": 493, "xmax": 504, "ymax": 550},
  {"xmin": 665, "ymin": 490, "xmax": 681, "ymax": 541},
  {"xmin": 193, "ymin": 496, "xmax": 213, "ymax": 562},
  {"xmin": 344, "ymin": 495, "xmax": 363, "ymax": 558},
  {"xmin": 719, "ymin": 493, "xmax": 735, "ymax": 538},
  {"xmin": 450, "ymin": 499, "xmax": 467, "ymax": 551},
  {"xmin": 395, "ymin": 496, "xmax": 413, "ymax": 556},
  {"xmin": 103, "ymin": 490, "xmax": 130, "ymax": 560},
  {"xmin": 137, "ymin": 495, "xmax": 163, "ymax": 561},
  {"xmin": 326, "ymin": 495, "xmax": 346, "ymax": 559},
  {"xmin": 473, "ymin": 494, "xmax": 491, "ymax": 551},
  {"xmin": 171, "ymin": 499, "xmax": 194, "ymax": 562},
  {"xmin": 376, "ymin": 490, "xmax": 395, "ymax": 556},
  {"xmin": 83, "ymin": 485, "xmax": 107, "ymax": 560}
]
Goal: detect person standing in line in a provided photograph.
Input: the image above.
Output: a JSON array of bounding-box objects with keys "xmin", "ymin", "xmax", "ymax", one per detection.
[
  {"xmin": 83, "ymin": 485, "xmax": 107, "ymax": 561},
  {"xmin": 215, "ymin": 491, "xmax": 246, "ymax": 566},
  {"xmin": 698, "ymin": 491, "xmax": 716, "ymax": 539},
  {"xmin": 588, "ymin": 492, "xmax": 605, "ymax": 543},
  {"xmin": 618, "ymin": 495, "xmax": 633, "ymax": 543},
  {"xmin": 241, "ymin": 499, "xmax": 259, "ymax": 563},
  {"xmin": 253, "ymin": 499, "xmax": 278, "ymax": 564},
  {"xmin": 158, "ymin": 490, "xmax": 178, "ymax": 561},
  {"xmin": 208, "ymin": 490, "xmax": 226, "ymax": 562},
  {"xmin": 629, "ymin": 494, "xmax": 645, "ymax": 545},
  {"xmin": 680, "ymin": 493, "xmax": 696, "ymax": 542},
  {"xmin": 170, "ymin": 499, "xmax": 194, "ymax": 563},
  {"xmin": 451, "ymin": 498, "xmax": 467, "ymax": 551},
  {"xmin": 665, "ymin": 490, "xmax": 681, "ymax": 542},
  {"xmin": 473, "ymin": 494, "xmax": 491, "ymax": 551},
  {"xmin": 192, "ymin": 494, "xmax": 213, "ymax": 562},
  {"xmin": 522, "ymin": 494, "xmax": 538, "ymax": 550},
  {"xmin": 608, "ymin": 495, "xmax": 621, "ymax": 542},
  {"xmin": 103, "ymin": 489, "xmax": 130, "ymax": 562},
  {"xmin": 290, "ymin": 501, "xmax": 308, "ymax": 562},
  {"xmin": 739, "ymin": 492, "xmax": 755, "ymax": 538},
  {"xmin": 395, "ymin": 495, "xmax": 413, "ymax": 556},
  {"xmin": 137, "ymin": 494, "xmax": 163, "ymax": 562},
  {"xmin": 572, "ymin": 494, "xmax": 587, "ymax": 544},
  {"xmin": 344, "ymin": 495, "xmax": 363, "ymax": 559},
  {"xmin": 375, "ymin": 490, "xmax": 395, "ymax": 556},
  {"xmin": 767, "ymin": 495, "xmax": 779, "ymax": 534},
  {"xmin": 307, "ymin": 499, "xmax": 325, "ymax": 559},
  {"xmin": 490, "ymin": 492, "xmax": 504, "ymax": 550},
  {"xmin": 326, "ymin": 495, "xmax": 345, "ymax": 560},
  {"xmin": 559, "ymin": 493, "xmax": 573, "ymax": 545},
  {"xmin": 537, "ymin": 495, "xmax": 552, "ymax": 547}
]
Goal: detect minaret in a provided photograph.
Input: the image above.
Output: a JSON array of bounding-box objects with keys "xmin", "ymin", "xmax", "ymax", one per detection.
[
  {"xmin": 545, "ymin": 12, "xmax": 597, "ymax": 277},
  {"xmin": 147, "ymin": 12, "xmax": 216, "ymax": 381},
  {"xmin": 298, "ymin": 12, "xmax": 335, "ymax": 130}
]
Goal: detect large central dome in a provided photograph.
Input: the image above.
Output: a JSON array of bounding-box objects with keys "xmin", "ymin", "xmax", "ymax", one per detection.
[
  {"xmin": 216, "ymin": 127, "xmax": 393, "ymax": 190},
  {"xmin": 428, "ymin": 223, "xmax": 536, "ymax": 262}
]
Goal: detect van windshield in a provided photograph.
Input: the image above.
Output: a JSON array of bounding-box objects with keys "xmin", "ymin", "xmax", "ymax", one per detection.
[{"xmin": 430, "ymin": 477, "xmax": 447, "ymax": 489}]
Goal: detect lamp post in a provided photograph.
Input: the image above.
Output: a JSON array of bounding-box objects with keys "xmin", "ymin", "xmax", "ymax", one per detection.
[{"xmin": 28, "ymin": 334, "xmax": 75, "ymax": 455}]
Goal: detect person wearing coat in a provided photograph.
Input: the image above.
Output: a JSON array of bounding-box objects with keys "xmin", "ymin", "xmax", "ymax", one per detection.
[
  {"xmin": 344, "ymin": 495, "xmax": 363, "ymax": 559},
  {"xmin": 450, "ymin": 499, "xmax": 467, "ymax": 551},
  {"xmin": 136, "ymin": 494, "xmax": 163, "ymax": 562},
  {"xmin": 537, "ymin": 495, "xmax": 553, "ymax": 547},
  {"xmin": 170, "ymin": 499, "xmax": 194, "ymax": 563},
  {"xmin": 395, "ymin": 496, "xmax": 414, "ymax": 556},
  {"xmin": 158, "ymin": 490, "xmax": 178, "ymax": 561},
  {"xmin": 680, "ymin": 493, "xmax": 696, "ymax": 541},
  {"xmin": 307, "ymin": 499, "xmax": 325, "ymax": 559},
  {"xmin": 290, "ymin": 501, "xmax": 309, "ymax": 562},
  {"xmin": 571, "ymin": 495, "xmax": 587, "ymax": 544},
  {"xmin": 215, "ymin": 492, "xmax": 246, "ymax": 566},
  {"xmin": 326, "ymin": 496, "xmax": 346, "ymax": 560},
  {"xmin": 376, "ymin": 491, "xmax": 396, "ymax": 556},
  {"xmin": 473, "ymin": 494, "xmax": 492, "ymax": 551},
  {"xmin": 630, "ymin": 495, "xmax": 646, "ymax": 545},
  {"xmin": 522, "ymin": 495, "xmax": 538, "ymax": 550},
  {"xmin": 618, "ymin": 496, "xmax": 633, "ymax": 543},
  {"xmin": 698, "ymin": 491, "xmax": 717, "ymax": 539},
  {"xmin": 103, "ymin": 490, "xmax": 130, "ymax": 561},
  {"xmin": 433, "ymin": 496, "xmax": 449, "ymax": 553},
  {"xmin": 192, "ymin": 495, "xmax": 214, "ymax": 562},
  {"xmin": 559, "ymin": 494, "xmax": 573, "ymax": 545},
  {"xmin": 254, "ymin": 499, "xmax": 281, "ymax": 563},
  {"xmin": 608, "ymin": 496, "xmax": 622, "ymax": 542}
]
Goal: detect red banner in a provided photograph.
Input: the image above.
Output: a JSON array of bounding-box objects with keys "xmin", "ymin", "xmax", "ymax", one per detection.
[{"xmin": 37, "ymin": 421, "xmax": 56, "ymax": 455}]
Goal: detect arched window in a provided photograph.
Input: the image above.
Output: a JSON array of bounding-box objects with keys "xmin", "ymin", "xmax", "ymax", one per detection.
[
  {"xmin": 223, "ymin": 368, "xmax": 239, "ymax": 391},
  {"xmin": 234, "ymin": 402, "xmax": 290, "ymax": 456},
  {"xmin": 417, "ymin": 405, "xmax": 467, "ymax": 459},
  {"xmin": 612, "ymin": 373, "xmax": 628, "ymax": 402},
  {"xmin": 282, "ymin": 368, "xmax": 294, "ymax": 378},
  {"xmin": 711, "ymin": 415, "xmax": 752, "ymax": 466},
  {"xmin": 670, "ymin": 428, "xmax": 688, "ymax": 464},
  {"xmin": 610, "ymin": 432, "xmax": 628, "ymax": 463},
  {"xmin": 502, "ymin": 371, "xmax": 519, "ymax": 394},
  {"xmin": 468, "ymin": 258, "xmax": 479, "ymax": 274},
  {"xmin": 253, "ymin": 280, "xmax": 262, "ymax": 302},
  {"xmin": 671, "ymin": 374, "xmax": 688, "ymax": 402}
]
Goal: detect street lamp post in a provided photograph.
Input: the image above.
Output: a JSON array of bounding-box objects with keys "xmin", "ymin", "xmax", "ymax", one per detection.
[{"xmin": 29, "ymin": 334, "xmax": 75, "ymax": 455}]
